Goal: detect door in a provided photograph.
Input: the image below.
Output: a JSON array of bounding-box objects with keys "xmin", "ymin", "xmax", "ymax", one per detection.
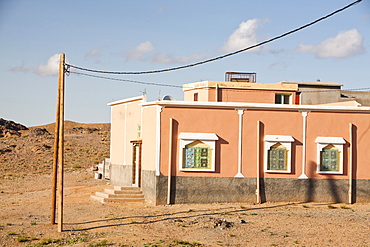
[{"xmin": 131, "ymin": 141, "xmax": 142, "ymax": 187}]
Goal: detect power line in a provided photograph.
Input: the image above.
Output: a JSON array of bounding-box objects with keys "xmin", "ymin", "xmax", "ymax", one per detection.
[
  {"xmin": 66, "ymin": 0, "xmax": 361, "ymax": 75},
  {"xmin": 69, "ymin": 71, "xmax": 182, "ymax": 88},
  {"xmin": 70, "ymin": 71, "xmax": 370, "ymax": 93}
]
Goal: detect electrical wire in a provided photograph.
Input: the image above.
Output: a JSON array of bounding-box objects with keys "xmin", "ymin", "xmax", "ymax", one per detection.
[
  {"xmin": 69, "ymin": 71, "xmax": 183, "ymax": 88},
  {"xmin": 66, "ymin": 0, "xmax": 361, "ymax": 75},
  {"xmin": 70, "ymin": 71, "xmax": 370, "ymax": 93}
]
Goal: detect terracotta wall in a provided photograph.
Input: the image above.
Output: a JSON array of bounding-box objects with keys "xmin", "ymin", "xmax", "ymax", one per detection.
[
  {"xmin": 306, "ymin": 111, "xmax": 370, "ymax": 179},
  {"xmin": 160, "ymin": 107, "xmax": 239, "ymax": 177},
  {"xmin": 158, "ymin": 106, "xmax": 370, "ymax": 180},
  {"xmin": 185, "ymin": 88, "xmax": 298, "ymax": 104}
]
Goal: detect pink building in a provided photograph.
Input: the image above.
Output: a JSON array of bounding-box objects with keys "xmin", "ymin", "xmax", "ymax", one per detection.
[{"xmin": 104, "ymin": 73, "xmax": 370, "ymax": 205}]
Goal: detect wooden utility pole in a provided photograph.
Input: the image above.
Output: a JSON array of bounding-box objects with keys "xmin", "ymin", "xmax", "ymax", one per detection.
[
  {"xmin": 51, "ymin": 53, "xmax": 66, "ymax": 232},
  {"xmin": 50, "ymin": 54, "xmax": 62, "ymax": 224}
]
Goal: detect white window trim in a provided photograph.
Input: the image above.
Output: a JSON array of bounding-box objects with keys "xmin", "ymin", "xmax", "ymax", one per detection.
[
  {"xmin": 178, "ymin": 132, "xmax": 218, "ymax": 172},
  {"xmin": 315, "ymin": 137, "xmax": 345, "ymax": 174},
  {"xmin": 275, "ymin": 93, "xmax": 292, "ymax": 105},
  {"xmin": 264, "ymin": 135, "xmax": 294, "ymax": 173}
]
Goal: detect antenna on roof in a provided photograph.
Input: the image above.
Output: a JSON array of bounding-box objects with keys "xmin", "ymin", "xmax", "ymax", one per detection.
[
  {"xmin": 158, "ymin": 90, "xmax": 161, "ymax": 101},
  {"xmin": 140, "ymin": 88, "xmax": 147, "ymax": 102}
]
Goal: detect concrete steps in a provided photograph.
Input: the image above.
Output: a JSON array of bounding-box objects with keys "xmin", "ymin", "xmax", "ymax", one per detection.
[{"xmin": 90, "ymin": 186, "xmax": 145, "ymax": 203}]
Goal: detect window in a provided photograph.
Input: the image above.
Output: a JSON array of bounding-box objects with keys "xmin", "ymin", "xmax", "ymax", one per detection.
[
  {"xmin": 267, "ymin": 143, "xmax": 287, "ymax": 171},
  {"xmin": 184, "ymin": 141, "xmax": 210, "ymax": 169},
  {"xmin": 275, "ymin": 94, "xmax": 291, "ymax": 104},
  {"xmin": 264, "ymin": 135, "xmax": 294, "ymax": 173},
  {"xmin": 320, "ymin": 145, "xmax": 339, "ymax": 171},
  {"xmin": 315, "ymin": 137, "xmax": 345, "ymax": 174},
  {"xmin": 194, "ymin": 93, "xmax": 198, "ymax": 101},
  {"xmin": 179, "ymin": 133, "xmax": 218, "ymax": 171}
]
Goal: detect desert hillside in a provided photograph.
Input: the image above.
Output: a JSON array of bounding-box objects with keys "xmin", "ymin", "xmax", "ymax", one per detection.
[{"xmin": 0, "ymin": 118, "xmax": 110, "ymax": 178}]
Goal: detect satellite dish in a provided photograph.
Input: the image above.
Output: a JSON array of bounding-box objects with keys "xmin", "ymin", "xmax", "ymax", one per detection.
[{"xmin": 162, "ymin": 95, "xmax": 176, "ymax": 101}]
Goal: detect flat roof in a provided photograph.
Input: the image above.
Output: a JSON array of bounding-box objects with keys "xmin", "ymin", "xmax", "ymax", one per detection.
[
  {"xmin": 183, "ymin": 81, "xmax": 298, "ymax": 92},
  {"xmin": 141, "ymin": 100, "xmax": 370, "ymax": 113},
  {"xmin": 107, "ymin": 95, "xmax": 145, "ymax": 106},
  {"xmin": 280, "ymin": 81, "xmax": 343, "ymax": 87}
]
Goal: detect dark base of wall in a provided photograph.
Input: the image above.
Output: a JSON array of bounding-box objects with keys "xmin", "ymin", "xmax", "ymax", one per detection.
[
  {"xmin": 155, "ymin": 176, "xmax": 370, "ymax": 205},
  {"xmin": 108, "ymin": 169, "xmax": 370, "ymax": 205},
  {"xmin": 110, "ymin": 164, "xmax": 132, "ymax": 186},
  {"xmin": 141, "ymin": 170, "xmax": 157, "ymax": 205}
]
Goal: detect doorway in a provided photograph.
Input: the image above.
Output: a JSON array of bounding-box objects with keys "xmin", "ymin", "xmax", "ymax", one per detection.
[{"xmin": 131, "ymin": 140, "xmax": 142, "ymax": 187}]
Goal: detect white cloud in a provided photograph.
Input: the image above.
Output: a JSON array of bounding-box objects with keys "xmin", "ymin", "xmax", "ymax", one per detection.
[
  {"xmin": 297, "ymin": 29, "xmax": 365, "ymax": 58},
  {"xmin": 10, "ymin": 54, "xmax": 61, "ymax": 77},
  {"xmin": 152, "ymin": 53, "xmax": 205, "ymax": 64},
  {"xmin": 222, "ymin": 19, "xmax": 262, "ymax": 53},
  {"xmin": 35, "ymin": 54, "xmax": 60, "ymax": 76},
  {"xmin": 125, "ymin": 41, "xmax": 155, "ymax": 61}
]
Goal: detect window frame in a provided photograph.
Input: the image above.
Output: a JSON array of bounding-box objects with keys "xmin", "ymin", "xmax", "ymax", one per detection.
[
  {"xmin": 275, "ymin": 93, "xmax": 291, "ymax": 104},
  {"xmin": 264, "ymin": 135, "xmax": 294, "ymax": 173},
  {"xmin": 178, "ymin": 133, "xmax": 218, "ymax": 172},
  {"xmin": 315, "ymin": 137, "xmax": 345, "ymax": 174}
]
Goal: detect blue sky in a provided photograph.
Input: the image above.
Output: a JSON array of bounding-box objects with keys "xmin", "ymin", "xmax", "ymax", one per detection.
[{"xmin": 1, "ymin": 0, "xmax": 369, "ymax": 126}]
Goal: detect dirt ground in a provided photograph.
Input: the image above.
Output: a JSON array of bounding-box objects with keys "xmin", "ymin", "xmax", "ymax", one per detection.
[{"xmin": 1, "ymin": 170, "xmax": 370, "ymax": 247}]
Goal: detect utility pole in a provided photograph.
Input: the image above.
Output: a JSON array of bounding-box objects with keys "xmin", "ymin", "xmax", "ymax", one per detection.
[
  {"xmin": 51, "ymin": 54, "xmax": 62, "ymax": 224},
  {"xmin": 57, "ymin": 53, "xmax": 65, "ymax": 232},
  {"xmin": 51, "ymin": 53, "xmax": 65, "ymax": 232}
]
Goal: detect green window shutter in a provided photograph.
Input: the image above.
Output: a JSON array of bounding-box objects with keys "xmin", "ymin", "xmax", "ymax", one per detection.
[
  {"xmin": 268, "ymin": 147, "xmax": 287, "ymax": 170},
  {"xmin": 184, "ymin": 144, "xmax": 211, "ymax": 169},
  {"xmin": 199, "ymin": 147, "xmax": 210, "ymax": 168},
  {"xmin": 320, "ymin": 149, "xmax": 338, "ymax": 171},
  {"xmin": 184, "ymin": 147, "xmax": 195, "ymax": 168},
  {"xmin": 194, "ymin": 147, "xmax": 201, "ymax": 168}
]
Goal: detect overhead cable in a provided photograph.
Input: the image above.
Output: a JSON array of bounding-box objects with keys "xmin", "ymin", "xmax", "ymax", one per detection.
[
  {"xmin": 66, "ymin": 0, "xmax": 361, "ymax": 75},
  {"xmin": 71, "ymin": 71, "xmax": 370, "ymax": 93},
  {"xmin": 69, "ymin": 71, "xmax": 183, "ymax": 88}
]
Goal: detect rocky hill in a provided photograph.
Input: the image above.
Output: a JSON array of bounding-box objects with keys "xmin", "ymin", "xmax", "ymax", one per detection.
[
  {"xmin": 0, "ymin": 118, "xmax": 28, "ymax": 138},
  {"xmin": 0, "ymin": 118, "xmax": 110, "ymax": 178}
]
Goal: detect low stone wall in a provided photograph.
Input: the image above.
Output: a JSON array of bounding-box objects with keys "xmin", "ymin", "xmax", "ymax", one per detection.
[{"xmin": 153, "ymin": 176, "xmax": 370, "ymax": 205}]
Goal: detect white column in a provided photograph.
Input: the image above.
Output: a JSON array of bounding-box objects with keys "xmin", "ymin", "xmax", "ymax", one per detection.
[
  {"xmin": 298, "ymin": 111, "xmax": 309, "ymax": 179},
  {"xmin": 235, "ymin": 109, "xmax": 245, "ymax": 177},
  {"xmin": 123, "ymin": 104, "xmax": 127, "ymax": 166},
  {"xmin": 155, "ymin": 106, "xmax": 163, "ymax": 176}
]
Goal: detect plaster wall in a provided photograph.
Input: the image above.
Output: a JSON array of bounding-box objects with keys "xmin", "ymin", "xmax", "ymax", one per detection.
[
  {"xmin": 300, "ymin": 89, "xmax": 340, "ymax": 105},
  {"xmin": 109, "ymin": 97, "xmax": 143, "ymax": 186},
  {"xmin": 341, "ymin": 90, "xmax": 370, "ymax": 106},
  {"xmin": 110, "ymin": 164, "xmax": 132, "ymax": 186},
  {"xmin": 141, "ymin": 170, "xmax": 157, "ymax": 204},
  {"xmin": 306, "ymin": 111, "xmax": 370, "ymax": 179},
  {"xmin": 157, "ymin": 105, "xmax": 370, "ymax": 181},
  {"xmin": 183, "ymin": 88, "xmax": 210, "ymax": 102},
  {"xmin": 160, "ymin": 107, "xmax": 239, "ymax": 177},
  {"xmin": 110, "ymin": 104, "xmax": 126, "ymax": 165},
  {"xmin": 141, "ymin": 106, "xmax": 158, "ymax": 171},
  {"xmin": 241, "ymin": 109, "xmax": 304, "ymax": 179},
  {"xmin": 217, "ymin": 89, "xmax": 297, "ymax": 104}
]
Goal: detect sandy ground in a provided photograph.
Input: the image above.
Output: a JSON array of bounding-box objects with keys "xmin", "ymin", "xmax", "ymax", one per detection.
[{"xmin": 1, "ymin": 171, "xmax": 370, "ymax": 247}]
